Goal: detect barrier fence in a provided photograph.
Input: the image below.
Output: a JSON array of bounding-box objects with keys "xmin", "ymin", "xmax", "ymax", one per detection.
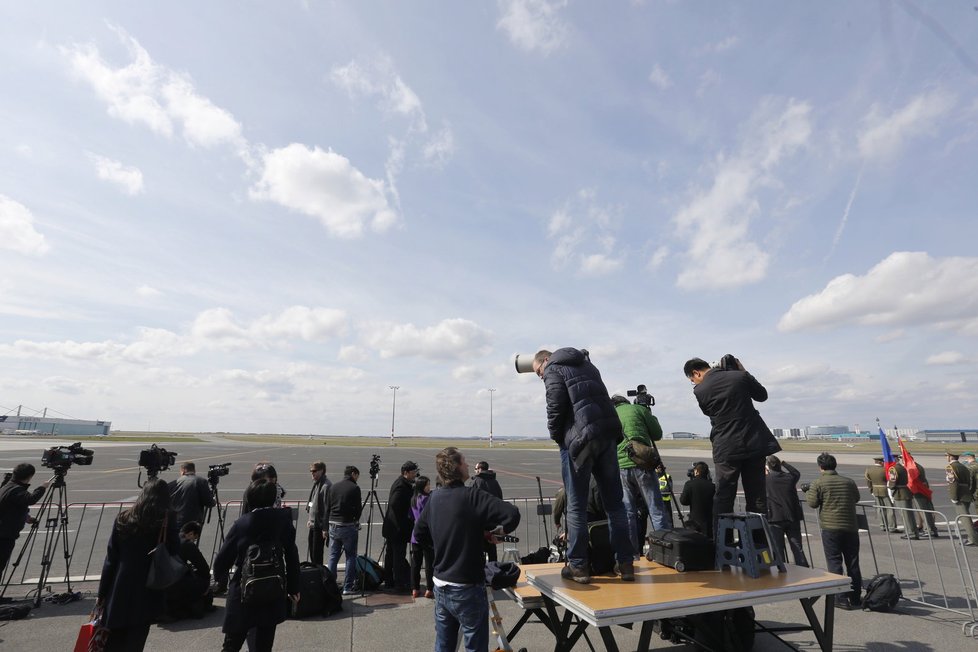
[{"xmin": 3, "ymin": 493, "xmax": 977, "ymax": 638}]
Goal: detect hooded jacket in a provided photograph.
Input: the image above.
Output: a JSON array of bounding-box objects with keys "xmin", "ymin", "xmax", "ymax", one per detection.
[
  {"xmin": 471, "ymin": 470, "xmax": 503, "ymax": 500},
  {"xmin": 614, "ymin": 400, "xmax": 663, "ymax": 470},
  {"xmin": 543, "ymin": 347, "xmax": 622, "ymax": 462}
]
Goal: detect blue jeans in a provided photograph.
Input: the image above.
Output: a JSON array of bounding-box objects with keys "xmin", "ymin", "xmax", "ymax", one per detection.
[
  {"xmin": 327, "ymin": 523, "xmax": 359, "ymax": 591},
  {"xmin": 560, "ymin": 444, "xmax": 632, "ymax": 570},
  {"xmin": 433, "ymin": 583, "xmax": 488, "ymax": 652},
  {"xmin": 620, "ymin": 467, "xmax": 669, "ymax": 555}
]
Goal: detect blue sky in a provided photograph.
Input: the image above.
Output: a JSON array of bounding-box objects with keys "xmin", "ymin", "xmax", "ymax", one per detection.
[{"xmin": 1, "ymin": 1, "xmax": 976, "ymax": 438}]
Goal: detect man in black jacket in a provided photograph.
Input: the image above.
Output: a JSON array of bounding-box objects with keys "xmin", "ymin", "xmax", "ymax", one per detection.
[
  {"xmin": 765, "ymin": 456, "xmax": 809, "ymax": 566},
  {"xmin": 305, "ymin": 461, "xmax": 331, "ymax": 564},
  {"xmin": 414, "ymin": 447, "xmax": 520, "ymax": 652},
  {"xmin": 684, "ymin": 356, "xmax": 781, "ymax": 536},
  {"xmin": 533, "ymin": 348, "xmax": 633, "ymax": 584},
  {"xmin": 325, "ymin": 465, "xmax": 363, "ymax": 595},
  {"xmin": 0, "ymin": 463, "xmax": 49, "ymax": 577},
  {"xmin": 471, "ymin": 461, "xmax": 503, "ymax": 562},
  {"xmin": 383, "ymin": 460, "xmax": 418, "ymax": 592},
  {"xmin": 679, "ymin": 462, "xmax": 715, "ymax": 539},
  {"xmin": 167, "ymin": 462, "xmax": 216, "ymax": 532}
]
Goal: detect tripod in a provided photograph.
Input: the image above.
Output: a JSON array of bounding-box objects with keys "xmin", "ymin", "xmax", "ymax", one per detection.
[
  {"xmin": 0, "ymin": 469, "xmax": 74, "ymax": 607},
  {"xmin": 359, "ymin": 471, "xmax": 386, "ymax": 597},
  {"xmin": 205, "ymin": 481, "xmax": 227, "ymax": 561}
]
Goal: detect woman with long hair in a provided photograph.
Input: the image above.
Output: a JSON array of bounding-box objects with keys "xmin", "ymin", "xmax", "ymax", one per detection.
[
  {"xmin": 97, "ymin": 479, "xmax": 179, "ymax": 651},
  {"xmin": 409, "ymin": 475, "xmax": 435, "ymax": 598}
]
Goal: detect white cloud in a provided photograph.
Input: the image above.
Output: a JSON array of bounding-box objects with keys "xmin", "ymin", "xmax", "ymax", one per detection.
[
  {"xmin": 696, "ymin": 69, "xmax": 720, "ymax": 97},
  {"xmin": 497, "ymin": 0, "xmax": 569, "ymax": 54},
  {"xmin": 452, "ymin": 365, "xmax": 485, "ymax": 382},
  {"xmin": 249, "ymin": 143, "xmax": 399, "ymax": 238},
  {"xmin": 648, "ymin": 64, "xmax": 672, "ymax": 90},
  {"xmin": 706, "ymin": 35, "xmax": 740, "ymax": 53},
  {"xmin": 62, "ymin": 26, "xmax": 245, "ymax": 151},
  {"xmin": 330, "ymin": 57, "xmax": 427, "ymax": 131},
  {"xmin": 778, "ymin": 252, "xmax": 978, "ymax": 335},
  {"xmin": 423, "ymin": 124, "xmax": 456, "ymax": 167},
  {"xmin": 926, "ymin": 351, "xmax": 965, "ymax": 365},
  {"xmin": 547, "ymin": 190, "xmax": 623, "ymax": 277},
  {"xmin": 581, "ymin": 253, "xmax": 623, "ymax": 276},
  {"xmin": 337, "ymin": 345, "xmax": 370, "ymax": 364},
  {"xmin": 875, "ymin": 330, "xmax": 905, "ymax": 343},
  {"xmin": 0, "ymin": 194, "xmax": 50, "ymax": 255},
  {"xmin": 673, "ymin": 98, "xmax": 812, "ymax": 290},
  {"xmin": 89, "ymin": 153, "xmax": 144, "ymax": 195},
  {"xmin": 858, "ymin": 89, "xmax": 955, "ymax": 160},
  {"xmin": 647, "ymin": 246, "xmax": 669, "ymax": 270},
  {"xmin": 250, "ymin": 306, "xmax": 348, "ymax": 341},
  {"xmin": 359, "ymin": 318, "xmax": 493, "ymax": 360},
  {"xmin": 137, "ymin": 285, "xmax": 161, "ymax": 298}
]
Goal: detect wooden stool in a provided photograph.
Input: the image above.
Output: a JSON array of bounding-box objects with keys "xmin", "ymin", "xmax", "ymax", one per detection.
[{"xmin": 715, "ymin": 512, "xmax": 786, "ymax": 578}]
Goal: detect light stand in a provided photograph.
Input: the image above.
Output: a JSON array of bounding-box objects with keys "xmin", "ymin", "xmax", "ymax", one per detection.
[
  {"xmin": 488, "ymin": 388, "xmax": 496, "ymax": 448},
  {"xmin": 389, "ymin": 385, "xmax": 399, "ymax": 447}
]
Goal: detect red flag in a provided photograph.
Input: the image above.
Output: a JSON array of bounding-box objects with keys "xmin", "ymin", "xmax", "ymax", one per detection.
[{"xmin": 898, "ymin": 437, "xmax": 932, "ymax": 500}]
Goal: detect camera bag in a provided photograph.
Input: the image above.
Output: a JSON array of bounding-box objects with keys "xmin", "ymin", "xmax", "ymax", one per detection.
[
  {"xmin": 587, "ymin": 520, "xmax": 615, "ymax": 575},
  {"xmin": 646, "ymin": 528, "xmax": 715, "ymax": 573},
  {"xmin": 625, "ymin": 439, "xmax": 661, "ymax": 471},
  {"xmin": 861, "ymin": 573, "xmax": 902, "ymax": 612},
  {"xmin": 352, "ymin": 555, "xmax": 383, "ymax": 591},
  {"xmin": 290, "ymin": 562, "xmax": 342, "ymax": 618}
]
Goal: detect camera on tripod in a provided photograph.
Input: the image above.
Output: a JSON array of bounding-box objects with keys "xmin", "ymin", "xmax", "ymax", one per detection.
[
  {"xmin": 137, "ymin": 444, "xmax": 177, "ymax": 485},
  {"xmin": 208, "ymin": 462, "xmax": 231, "ymax": 485},
  {"xmin": 369, "ymin": 454, "xmax": 381, "ymax": 480},
  {"xmin": 41, "ymin": 442, "xmax": 94, "ymax": 472},
  {"xmin": 627, "ymin": 384, "xmax": 655, "ymax": 409}
]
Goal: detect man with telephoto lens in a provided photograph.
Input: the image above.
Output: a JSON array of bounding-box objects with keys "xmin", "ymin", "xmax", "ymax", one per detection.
[
  {"xmin": 683, "ymin": 356, "xmax": 781, "ymax": 536},
  {"xmin": 413, "ymin": 447, "xmax": 520, "ymax": 652},
  {"xmin": 0, "ymin": 463, "xmax": 50, "ymax": 578},
  {"xmin": 533, "ymin": 348, "xmax": 634, "ymax": 584},
  {"xmin": 168, "ymin": 461, "xmax": 216, "ymax": 532}
]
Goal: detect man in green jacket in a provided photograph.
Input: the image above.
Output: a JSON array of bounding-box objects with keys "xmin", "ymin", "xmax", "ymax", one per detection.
[
  {"xmin": 613, "ymin": 394, "xmax": 669, "ymax": 556},
  {"xmin": 805, "ymin": 453, "xmax": 862, "ymax": 610}
]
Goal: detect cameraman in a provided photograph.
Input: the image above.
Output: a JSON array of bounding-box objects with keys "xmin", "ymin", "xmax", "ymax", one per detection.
[
  {"xmin": 683, "ymin": 356, "xmax": 781, "ymax": 535},
  {"xmin": 0, "ymin": 463, "xmax": 50, "ymax": 577},
  {"xmin": 168, "ymin": 462, "xmax": 216, "ymax": 532},
  {"xmin": 679, "ymin": 462, "xmax": 715, "ymax": 538}
]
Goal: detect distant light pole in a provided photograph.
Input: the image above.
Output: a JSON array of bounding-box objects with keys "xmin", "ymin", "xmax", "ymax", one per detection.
[
  {"xmin": 389, "ymin": 386, "xmax": 399, "ymax": 447},
  {"xmin": 488, "ymin": 388, "xmax": 496, "ymax": 448}
]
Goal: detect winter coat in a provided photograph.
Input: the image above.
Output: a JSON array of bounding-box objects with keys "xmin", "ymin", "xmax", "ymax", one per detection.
[
  {"xmin": 98, "ymin": 511, "xmax": 180, "ymax": 628},
  {"xmin": 307, "ymin": 475, "xmax": 332, "ymax": 529},
  {"xmin": 471, "ymin": 470, "xmax": 503, "ymax": 500},
  {"xmin": 692, "ymin": 368, "xmax": 781, "ymax": 464},
  {"xmin": 806, "ymin": 470, "xmax": 859, "ymax": 532},
  {"xmin": 213, "ymin": 507, "xmax": 300, "ymax": 634},
  {"xmin": 409, "ymin": 493, "xmax": 430, "ymax": 545},
  {"xmin": 168, "ymin": 474, "xmax": 216, "ymax": 530},
  {"xmin": 679, "ymin": 476, "xmax": 715, "ymax": 537},
  {"xmin": 0, "ymin": 481, "xmax": 45, "ymax": 540},
  {"xmin": 543, "ymin": 347, "xmax": 622, "ymax": 463},
  {"xmin": 383, "ymin": 475, "xmax": 415, "ymax": 543},
  {"xmin": 615, "ymin": 402, "xmax": 663, "ymax": 470},
  {"xmin": 766, "ymin": 462, "xmax": 804, "ymax": 525}
]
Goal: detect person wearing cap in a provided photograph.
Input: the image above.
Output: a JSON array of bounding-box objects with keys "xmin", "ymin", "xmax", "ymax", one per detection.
[
  {"xmin": 865, "ymin": 456, "xmax": 896, "ymax": 533},
  {"xmin": 306, "ymin": 461, "xmax": 332, "ymax": 565},
  {"xmin": 909, "ymin": 461, "xmax": 939, "ymax": 539},
  {"xmin": 383, "ymin": 460, "xmax": 419, "ymax": 592},
  {"xmin": 946, "ymin": 453, "xmax": 978, "ymax": 546},
  {"xmin": 887, "ymin": 459, "xmax": 920, "ymax": 539},
  {"xmin": 470, "ymin": 461, "xmax": 503, "ymax": 562},
  {"xmin": 962, "ymin": 453, "xmax": 978, "ymax": 505}
]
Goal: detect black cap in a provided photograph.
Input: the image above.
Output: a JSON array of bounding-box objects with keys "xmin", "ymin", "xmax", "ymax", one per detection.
[
  {"xmin": 401, "ymin": 460, "xmax": 419, "ymax": 473},
  {"xmin": 873, "ymin": 456, "xmax": 884, "ymax": 462}
]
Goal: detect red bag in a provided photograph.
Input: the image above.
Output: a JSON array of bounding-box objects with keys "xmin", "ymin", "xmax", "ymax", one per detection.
[{"xmin": 74, "ymin": 606, "xmax": 109, "ymax": 652}]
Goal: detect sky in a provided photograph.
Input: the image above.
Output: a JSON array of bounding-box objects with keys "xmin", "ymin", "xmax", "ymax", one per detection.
[{"xmin": 1, "ymin": 1, "xmax": 977, "ymax": 439}]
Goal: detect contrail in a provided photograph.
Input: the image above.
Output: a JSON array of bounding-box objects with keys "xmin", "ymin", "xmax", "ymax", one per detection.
[{"xmin": 825, "ymin": 161, "xmax": 866, "ymax": 262}]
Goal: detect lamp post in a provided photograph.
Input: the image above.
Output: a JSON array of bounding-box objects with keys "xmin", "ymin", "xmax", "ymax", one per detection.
[
  {"xmin": 389, "ymin": 385, "xmax": 399, "ymax": 447},
  {"xmin": 488, "ymin": 388, "xmax": 496, "ymax": 448}
]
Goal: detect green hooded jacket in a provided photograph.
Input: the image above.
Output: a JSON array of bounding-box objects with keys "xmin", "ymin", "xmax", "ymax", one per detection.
[{"xmin": 615, "ymin": 402, "xmax": 663, "ymax": 469}]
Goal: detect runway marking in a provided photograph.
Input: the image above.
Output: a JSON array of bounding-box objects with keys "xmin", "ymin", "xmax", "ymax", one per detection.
[
  {"xmin": 493, "ymin": 468, "xmax": 562, "ymax": 486},
  {"xmin": 98, "ymin": 446, "xmax": 292, "ymax": 475}
]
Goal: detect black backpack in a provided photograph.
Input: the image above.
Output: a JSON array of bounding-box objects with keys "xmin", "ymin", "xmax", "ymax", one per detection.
[
  {"xmin": 240, "ymin": 540, "xmax": 286, "ymax": 606},
  {"xmin": 862, "ymin": 573, "xmax": 902, "ymax": 612}
]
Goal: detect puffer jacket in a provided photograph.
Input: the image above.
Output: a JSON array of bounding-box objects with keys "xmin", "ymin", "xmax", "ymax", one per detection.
[
  {"xmin": 543, "ymin": 348, "xmax": 622, "ymax": 462},
  {"xmin": 806, "ymin": 470, "xmax": 859, "ymax": 532}
]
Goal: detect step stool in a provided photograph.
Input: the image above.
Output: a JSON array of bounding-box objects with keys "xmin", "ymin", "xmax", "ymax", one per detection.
[
  {"xmin": 715, "ymin": 512, "xmax": 786, "ymax": 578},
  {"xmin": 501, "ymin": 546, "xmax": 520, "ymax": 564}
]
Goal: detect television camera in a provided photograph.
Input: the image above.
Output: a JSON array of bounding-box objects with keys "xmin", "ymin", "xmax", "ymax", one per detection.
[
  {"xmin": 137, "ymin": 443, "xmax": 177, "ymax": 485},
  {"xmin": 369, "ymin": 454, "xmax": 381, "ymax": 480},
  {"xmin": 208, "ymin": 462, "xmax": 231, "ymax": 486},
  {"xmin": 41, "ymin": 442, "xmax": 94, "ymax": 473},
  {"xmin": 627, "ymin": 384, "xmax": 655, "ymax": 409}
]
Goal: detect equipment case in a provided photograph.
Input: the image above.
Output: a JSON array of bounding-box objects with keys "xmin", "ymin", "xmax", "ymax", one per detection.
[{"xmin": 646, "ymin": 528, "xmax": 715, "ymax": 573}]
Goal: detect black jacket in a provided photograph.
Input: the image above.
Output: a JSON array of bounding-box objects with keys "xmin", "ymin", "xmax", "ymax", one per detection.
[
  {"xmin": 693, "ymin": 368, "xmax": 781, "ymax": 464},
  {"xmin": 413, "ymin": 483, "xmax": 520, "ymax": 585},
  {"xmin": 307, "ymin": 475, "xmax": 332, "ymax": 529},
  {"xmin": 471, "ymin": 470, "xmax": 503, "ymax": 500},
  {"xmin": 98, "ymin": 511, "xmax": 180, "ymax": 628},
  {"xmin": 679, "ymin": 476, "xmax": 716, "ymax": 537},
  {"xmin": 213, "ymin": 508, "xmax": 300, "ymax": 634},
  {"xmin": 543, "ymin": 347, "xmax": 622, "ymax": 462},
  {"xmin": 325, "ymin": 478, "xmax": 363, "ymax": 523},
  {"xmin": 383, "ymin": 475, "xmax": 414, "ymax": 542},
  {"xmin": 766, "ymin": 462, "xmax": 804, "ymax": 525},
  {"xmin": 0, "ymin": 481, "xmax": 45, "ymax": 540},
  {"xmin": 167, "ymin": 474, "xmax": 215, "ymax": 529}
]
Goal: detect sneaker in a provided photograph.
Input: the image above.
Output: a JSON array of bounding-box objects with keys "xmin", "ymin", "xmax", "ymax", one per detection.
[
  {"xmin": 424, "ymin": 590, "xmax": 434, "ymax": 599},
  {"xmin": 614, "ymin": 561, "xmax": 635, "ymax": 582},
  {"xmin": 560, "ymin": 564, "xmax": 591, "ymax": 584},
  {"xmin": 342, "ymin": 588, "xmax": 356, "ymax": 596}
]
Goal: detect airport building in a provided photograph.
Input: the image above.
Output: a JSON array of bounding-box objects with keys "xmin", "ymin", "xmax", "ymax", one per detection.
[
  {"xmin": 913, "ymin": 429, "xmax": 978, "ymax": 444},
  {"xmin": 0, "ymin": 414, "xmax": 111, "ymax": 437}
]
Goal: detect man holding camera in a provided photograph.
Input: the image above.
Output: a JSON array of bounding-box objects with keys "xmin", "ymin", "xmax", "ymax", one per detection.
[
  {"xmin": 168, "ymin": 462, "xmax": 216, "ymax": 532},
  {"xmin": 383, "ymin": 460, "xmax": 418, "ymax": 592},
  {"xmin": 306, "ymin": 461, "xmax": 331, "ymax": 565},
  {"xmin": 683, "ymin": 356, "xmax": 781, "ymax": 536},
  {"xmin": 325, "ymin": 466, "xmax": 363, "ymax": 595},
  {"xmin": 0, "ymin": 464, "xmax": 50, "ymax": 578},
  {"xmin": 533, "ymin": 348, "xmax": 634, "ymax": 584},
  {"xmin": 680, "ymin": 462, "xmax": 715, "ymax": 538}
]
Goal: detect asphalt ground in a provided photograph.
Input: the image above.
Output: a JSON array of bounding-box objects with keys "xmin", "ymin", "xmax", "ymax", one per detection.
[{"xmin": 1, "ymin": 437, "xmax": 977, "ymax": 650}]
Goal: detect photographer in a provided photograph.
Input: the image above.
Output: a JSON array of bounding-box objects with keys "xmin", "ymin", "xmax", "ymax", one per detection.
[
  {"xmin": 382, "ymin": 460, "xmax": 418, "ymax": 592},
  {"xmin": 325, "ymin": 465, "xmax": 362, "ymax": 595},
  {"xmin": 679, "ymin": 462, "xmax": 715, "ymax": 538},
  {"xmin": 306, "ymin": 461, "xmax": 331, "ymax": 565},
  {"xmin": 683, "ymin": 356, "xmax": 780, "ymax": 536},
  {"xmin": 0, "ymin": 463, "xmax": 50, "ymax": 578},
  {"xmin": 765, "ymin": 456, "xmax": 808, "ymax": 567},
  {"xmin": 168, "ymin": 462, "xmax": 216, "ymax": 532}
]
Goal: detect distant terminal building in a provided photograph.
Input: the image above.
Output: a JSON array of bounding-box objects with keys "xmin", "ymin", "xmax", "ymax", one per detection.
[
  {"xmin": 666, "ymin": 431, "xmax": 707, "ymax": 440},
  {"xmin": 806, "ymin": 425, "xmax": 851, "ymax": 437},
  {"xmin": 914, "ymin": 429, "xmax": 978, "ymax": 444},
  {"xmin": 773, "ymin": 428, "xmax": 804, "ymax": 439},
  {"xmin": 0, "ymin": 414, "xmax": 110, "ymax": 437}
]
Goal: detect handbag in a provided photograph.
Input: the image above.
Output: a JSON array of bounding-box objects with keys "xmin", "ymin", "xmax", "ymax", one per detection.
[
  {"xmin": 626, "ymin": 438, "xmax": 661, "ymax": 471},
  {"xmin": 74, "ymin": 604, "xmax": 109, "ymax": 652},
  {"xmin": 146, "ymin": 517, "xmax": 188, "ymax": 590}
]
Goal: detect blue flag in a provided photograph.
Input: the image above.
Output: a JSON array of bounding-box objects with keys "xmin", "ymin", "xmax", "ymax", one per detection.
[{"xmin": 879, "ymin": 425, "xmax": 896, "ymax": 475}]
